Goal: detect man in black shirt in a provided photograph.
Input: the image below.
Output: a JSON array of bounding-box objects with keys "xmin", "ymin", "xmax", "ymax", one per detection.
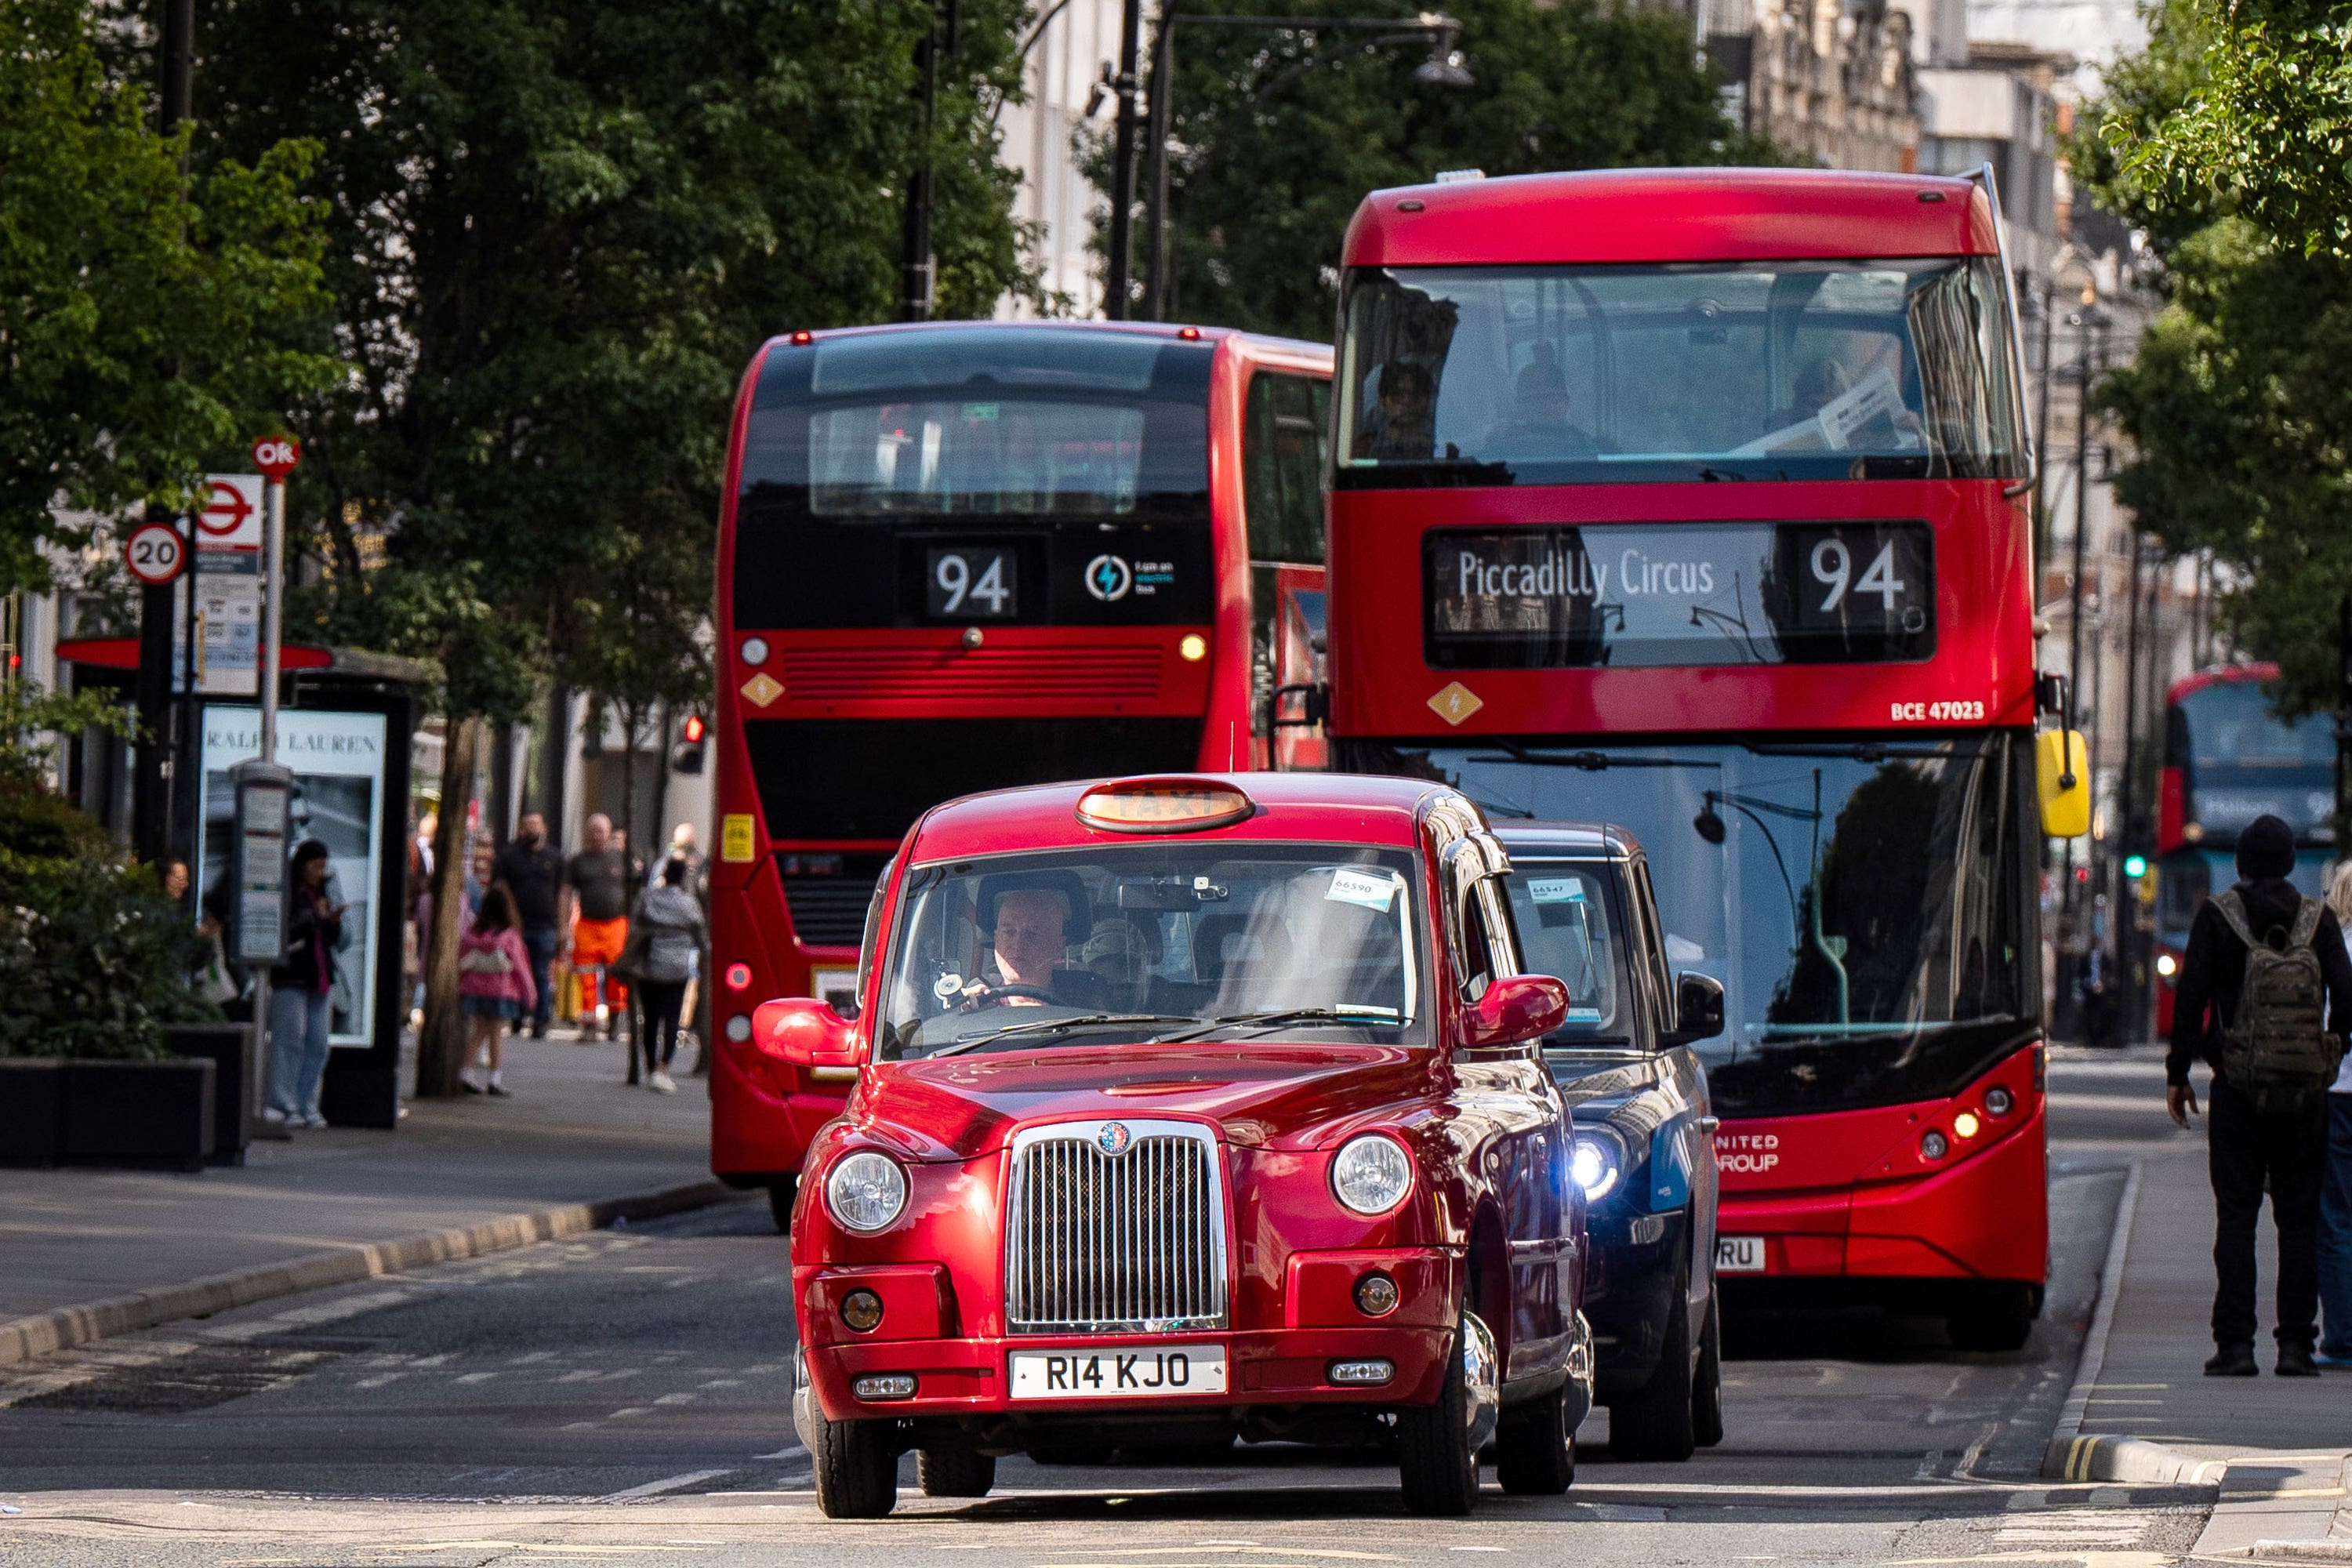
[
  {"xmin": 564, "ymin": 813, "xmax": 642, "ymax": 1040},
  {"xmin": 494, "ymin": 811, "xmax": 565, "ymax": 1038},
  {"xmin": 2168, "ymin": 814, "xmax": 2352, "ymax": 1377}
]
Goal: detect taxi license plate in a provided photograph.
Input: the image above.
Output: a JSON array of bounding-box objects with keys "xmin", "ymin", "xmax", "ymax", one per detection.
[
  {"xmin": 1009, "ymin": 1346, "xmax": 1227, "ymax": 1400},
  {"xmin": 1716, "ymin": 1236, "xmax": 1766, "ymax": 1273}
]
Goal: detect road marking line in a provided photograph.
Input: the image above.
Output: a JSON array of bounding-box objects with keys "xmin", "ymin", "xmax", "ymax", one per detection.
[{"xmin": 600, "ymin": 1468, "xmax": 737, "ymax": 1502}]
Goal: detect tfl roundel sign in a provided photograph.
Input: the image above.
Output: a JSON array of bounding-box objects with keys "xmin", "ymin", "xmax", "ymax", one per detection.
[{"xmin": 252, "ymin": 435, "xmax": 301, "ymax": 480}]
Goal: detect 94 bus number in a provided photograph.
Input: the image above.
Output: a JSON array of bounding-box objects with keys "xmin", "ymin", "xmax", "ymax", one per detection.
[{"xmin": 1890, "ymin": 699, "xmax": 1986, "ymax": 722}]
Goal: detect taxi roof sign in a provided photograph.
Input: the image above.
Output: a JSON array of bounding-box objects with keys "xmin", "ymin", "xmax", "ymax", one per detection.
[{"xmin": 1076, "ymin": 779, "xmax": 1254, "ymax": 834}]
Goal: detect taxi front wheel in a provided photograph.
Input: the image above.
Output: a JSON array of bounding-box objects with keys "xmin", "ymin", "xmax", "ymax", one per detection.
[
  {"xmin": 809, "ymin": 1405, "xmax": 898, "ymax": 1518},
  {"xmin": 918, "ymin": 1448, "xmax": 995, "ymax": 1497},
  {"xmin": 1397, "ymin": 1313, "xmax": 1499, "ymax": 1516}
]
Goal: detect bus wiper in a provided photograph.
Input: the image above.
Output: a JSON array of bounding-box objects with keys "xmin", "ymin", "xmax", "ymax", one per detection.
[
  {"xmin": 1150, "ymin": 1006, "xmax": 1402, "ymax": 1045},
  {"xmin": 1473, "ymin": 742, "xmax": 1722, "ymax": 772},
  {"xmin": 1746, "ymin": 741, "xmax": 1952, "ymax": 761},
  {"xmin": 931, "ymin": 1013, "xmax": 1192, "ymax": 1058}
]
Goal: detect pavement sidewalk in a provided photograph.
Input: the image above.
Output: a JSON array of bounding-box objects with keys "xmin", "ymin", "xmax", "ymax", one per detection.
[
  {"xmin": 2045, "ymin": 1050, "xmax": 2351, "ymax": 1559},
  {"xmin": 0, "ymin": 1031, "xmax": 741, "ymax": 1365}
]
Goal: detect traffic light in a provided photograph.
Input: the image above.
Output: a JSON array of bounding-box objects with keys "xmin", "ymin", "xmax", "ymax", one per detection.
[
  {"xmin": 2123, "ymin": 852, "xmax": 2149, "ymax": 880},
  {"xmin": 671, "ymin": 713, "xmax": 707, "ymax": 775}
]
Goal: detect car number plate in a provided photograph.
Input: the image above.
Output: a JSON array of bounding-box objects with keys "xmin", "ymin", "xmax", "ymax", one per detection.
[
  {"xmin": 1009, "ymin": 1345, "xmax": 1227, "ymax": 1400},
  {"xmin": 1716, "ymin": 1236, "xmax": 1766, "ymax": 1273}
]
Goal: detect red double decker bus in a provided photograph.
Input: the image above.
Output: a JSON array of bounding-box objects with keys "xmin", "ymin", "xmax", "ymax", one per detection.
[
  {"xmin": 2153, "ymin": 663, "xmax": 2336, "ymax": 1033},
  {"xmin": 1325, "ymin": 169, "xmax": 2067, "ymax": 1349},
  {"xmin": 708, "ymin": 321, "xmax": 1332, "ymax": 1219}
]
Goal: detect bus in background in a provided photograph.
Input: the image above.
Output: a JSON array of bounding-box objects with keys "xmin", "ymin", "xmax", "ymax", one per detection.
[
  {"xmin": 709, "ymin": 321, "xmax": 1332, "ymax": 1224},
  {"xmin": 1323, "ymin": 167, "xmax": 2084, "ymax": 1352},
  {"xmin": 2153, "ymin": 662, "xmax": 2337, "ymax": 1033}
]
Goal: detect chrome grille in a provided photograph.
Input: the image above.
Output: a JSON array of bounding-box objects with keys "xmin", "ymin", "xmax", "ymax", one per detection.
[{"xmin": 1004, "ymin": 1120, "xmax": 1229, "ymax": 1335}]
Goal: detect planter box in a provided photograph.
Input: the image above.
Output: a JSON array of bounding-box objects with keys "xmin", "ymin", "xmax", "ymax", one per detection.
[
  {"xmin": 0, "ymin": 1058, "xmax": 65, "ymax": 1167},
  {"xmin": 166, "ymin": 1025, "xmax": 254, "ymax": 1165},
  {"xmin": 61, "ymin": 1058, "xmax": 216, "ymax": 1172}
]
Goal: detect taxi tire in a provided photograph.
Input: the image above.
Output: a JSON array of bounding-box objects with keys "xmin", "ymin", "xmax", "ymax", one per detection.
[
  {"xmin": 811, "ymin": 1409, "xmax": 898, "ymax": 1519},
  {"xmin": 1609, "ymin": 1275, "xmax": 1696, "ymax": 1462},
  {"xmin": 1692, "ymin": 1294, "xmax": 1725, "ymax": 1448},
  {"xmin": 767, "ymin": 1177, "xmax": 798, "ymax": 1234},
  {"xmin": 1397, "ymin": 1319, "xmax": 1480, "ymax": 1516},
  {"xmin": 1494, "ymin": 1385, "xmax": 1576, "ymax": 1494},
  {"xmin": 917, "ymin": 1448, "xmax": 995, "ymax": 1497}
]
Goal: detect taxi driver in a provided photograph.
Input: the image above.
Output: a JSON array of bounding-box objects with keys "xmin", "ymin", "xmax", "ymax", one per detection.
[{"xmin": 961, "ymin": 884, "xmax": 1107, "ymax": 1010}]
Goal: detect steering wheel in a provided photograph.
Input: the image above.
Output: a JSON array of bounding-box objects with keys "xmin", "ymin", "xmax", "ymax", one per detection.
[{"xmin": 971, "ymin": 982, "xmax": 1055, "ymax": 1009}]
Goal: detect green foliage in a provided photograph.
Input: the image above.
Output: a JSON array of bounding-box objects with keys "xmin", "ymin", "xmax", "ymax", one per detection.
[
  {"xmin": 2096, "ymin": 0, "xmax": 2352, "ymax": 259},
  {"xmin": 1115, "ymin": 0, "xmax": 1779, "ymax": 339},
  {"xmin": 2077, "ymin": 0, "xmax": 2352, "ymax": 717},
  {"xmin": 0, "ymin": 0, "xmax": 332, "ymax": 596},
  {"xmin": 2096, "ymin": 220, "xmax": 2352, "ymax": 717},
  {"xmin": 0, "ymin": 678, "xmax": 135, "ymax": 790},
  {"xmin": 0, "ymin": 777, "xmax": 220, "ymax": 1060},
  {"xmin": 192, "ymin": 0, "xmax": 1039, "ymax": 726}
]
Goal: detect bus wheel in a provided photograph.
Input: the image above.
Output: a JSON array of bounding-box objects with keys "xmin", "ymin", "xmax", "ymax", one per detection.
[
  {"xmin": 809, "ymin": 1406, "xmax": 898, "ymax": 1519},
  {"xmin": 1610, "ymin": 1276, "xmax": 1696, "ymax": 1461},
  {"xmin": 1692, "ymin": 1295, "xmax": 1725, "ymax": 1448},
  {"xmin": 917, "ymin": 1448, "xmax": 995, "ymax": 1497},
  {"xmin": 1398, "ymin": 1313, "xmax": 1498, "ymax": 1515},
  {"xmin": 767, "ymin": 1178, "xmax": 798, "ymax": 1234},
  {"xmin": 1495, "ymin": 1384, "xmax": 1576, "ymax": 1494},
  {"xmin": 1947, "ymin": 1283, "xmax": 2034, "ymax": 1352}
]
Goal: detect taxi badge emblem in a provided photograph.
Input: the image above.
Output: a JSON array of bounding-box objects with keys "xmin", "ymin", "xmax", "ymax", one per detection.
[
  {"xmin": 1428, "ymin": 681, "xmax": 1483, "ymax": 726},
  {"xmin": 1097, "ymin": 1121, "xmax": 1133, "ymax": 1156},
  {"xmin": 739, "ymin": 671, "xmax": 784, "ymax": 708}
]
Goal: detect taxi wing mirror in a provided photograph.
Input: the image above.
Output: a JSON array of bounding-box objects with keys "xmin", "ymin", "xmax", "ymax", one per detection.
[
  {"xmin": 2036, "ymin": 728, "xmax": 2092, "ymax": 839},
  {"xmin": 1663, "ymin": 972, "xmax": 1725, "ymax": 1047},
  {"xmin": 755, "ymin": 997, "xmax": 863, "ymax": 1069},
  {"xmin": 1465, "ymin": 973, "xmax": 1570, "ymax": 1049}
]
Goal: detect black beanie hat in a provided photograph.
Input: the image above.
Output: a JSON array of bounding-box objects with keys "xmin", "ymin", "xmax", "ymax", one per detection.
[{"xmin": 2237, "ymin": 814, "xmax": 2296, "ymax": 880}]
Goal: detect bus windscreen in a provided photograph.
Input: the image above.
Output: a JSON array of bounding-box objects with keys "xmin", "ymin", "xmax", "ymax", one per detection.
[
  {"xmin": 1358, "ymin": 733, "xmax": 2037, "ymax": 1114},
  {"xmin": 1337, "ymin": 259, "xmax": 2024, "ymax": 486}
]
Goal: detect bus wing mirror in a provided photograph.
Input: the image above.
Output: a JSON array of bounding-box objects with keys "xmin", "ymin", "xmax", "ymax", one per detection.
[
  {"xmin": 2036, "ymin": 729, "xmax": 2091, "ymax": 838},
  {"xmin": 1465, "ymin": 973, "xmax": 1570, "ymax": 1048},
  {"xmin": 754, "ymin": 997, "xmax": 864, "ymax": 1068},
  {"xmin": 1664, "ymin": 972, "xmax": 1724, "ymax": 1046}
]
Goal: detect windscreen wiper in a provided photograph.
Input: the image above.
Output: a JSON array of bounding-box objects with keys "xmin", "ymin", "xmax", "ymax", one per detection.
[
  {"xmin": 1471, "ymin": 742, "xmax": 1723, "ymax": 772},
  {"xmin": 931, "ymin": 1013, "xmax": 1192, "ymax": 1058},
  {"xmin": 1149, "ymin": 1006, "xmax": 1403, "ymax": 1045}
]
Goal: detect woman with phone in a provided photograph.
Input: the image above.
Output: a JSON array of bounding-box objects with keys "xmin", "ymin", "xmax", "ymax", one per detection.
[{"xmin": 267, "ymin": 840, "xmax": 345, "ymax": 1127}]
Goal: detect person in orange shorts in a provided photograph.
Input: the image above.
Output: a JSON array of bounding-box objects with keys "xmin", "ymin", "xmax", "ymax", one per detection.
[{"xmin": 564, "ymin": 812, "xmax": 641, "ymax": 1040}]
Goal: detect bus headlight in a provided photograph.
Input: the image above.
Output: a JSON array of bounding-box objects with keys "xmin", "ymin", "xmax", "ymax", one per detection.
[
  {"xmin": 826, "ymin": 1151, "xmax": 908, "ymax": 1232},
  {"xmin": 1571, "ymin": 1126, "xmax": 1627, "ymax": 1202},
  {"xmin": 1331, "ymin": 1134, "xmax": 1414, "ymax": 1214}
]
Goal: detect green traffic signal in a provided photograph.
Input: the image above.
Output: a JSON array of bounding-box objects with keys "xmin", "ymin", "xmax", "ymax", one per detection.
[{"xmin": 2123, "ymin": 854, "xmax": 2150, "ymax": 879}]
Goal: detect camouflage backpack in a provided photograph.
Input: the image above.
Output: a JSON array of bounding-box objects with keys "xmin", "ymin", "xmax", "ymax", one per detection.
[{"xmin": 2212, "ymin": 890, "xmax": 2343, "ymax": 1113}]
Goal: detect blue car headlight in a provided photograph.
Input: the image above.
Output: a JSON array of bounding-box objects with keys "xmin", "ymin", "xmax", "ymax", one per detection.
[{"xmin": 1571, "ymin": 1125, "xmax": 1628, "ymax": 1203}]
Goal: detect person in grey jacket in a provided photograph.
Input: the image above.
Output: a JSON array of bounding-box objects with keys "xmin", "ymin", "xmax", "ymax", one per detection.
[{"xmin": 633, "ymin": 856, "xmax": 706, "ymax": 1093}]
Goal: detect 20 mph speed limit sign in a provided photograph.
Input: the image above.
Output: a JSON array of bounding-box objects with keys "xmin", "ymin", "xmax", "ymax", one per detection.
[{"xmin": 123, "ymin": 522, "xmax": 187, "ymax": 586}]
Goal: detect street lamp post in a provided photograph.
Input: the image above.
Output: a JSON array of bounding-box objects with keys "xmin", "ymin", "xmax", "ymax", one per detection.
[{"xmin": 1128, "ymin": 10, "xmax": 1467, "ymax": 322}]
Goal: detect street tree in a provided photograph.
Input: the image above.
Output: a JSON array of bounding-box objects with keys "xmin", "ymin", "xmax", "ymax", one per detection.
[
  {"xmin": 1105, "ymin": 0, "xmax": 1780, "ymax": 339},
  {"xmin": 2100, "ymin": 0, "xmax": 2352, "ymax": 259},
  {"xmin": 2073, "ymin": 0, "xmax": 2352, "ymax": 728},
  {"xmin": 0, "ymin": 0, "xmax": 327, "ymax": 596},
  {"xmin": 185, "ymin": 0, "xmax": 1038, "ymax": 1092}
]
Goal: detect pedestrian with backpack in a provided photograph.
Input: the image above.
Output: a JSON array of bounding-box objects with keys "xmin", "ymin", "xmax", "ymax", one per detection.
[
  {"xmin": 2318, "ymin": 861, "xmax": 2352, "ymax": 1367},
  {"xmin": 2168, "ymin": 814, "xmax": 2352, "ymax": 1377}
]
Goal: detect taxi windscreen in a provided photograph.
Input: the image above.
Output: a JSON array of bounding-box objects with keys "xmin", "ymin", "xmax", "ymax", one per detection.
[
  {"xmin": 876, "ymin": 844, "xmax": 1428, "ymax": 1059},
  {"xmin": 1502, "ymin": 864, "xmax": 1627, "ymax": 1044}
]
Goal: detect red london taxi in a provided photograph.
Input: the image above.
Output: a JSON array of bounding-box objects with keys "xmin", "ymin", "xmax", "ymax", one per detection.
[{"xmin": 770, "ymin": 773, "xmax": 1592, "ymax": 1517}]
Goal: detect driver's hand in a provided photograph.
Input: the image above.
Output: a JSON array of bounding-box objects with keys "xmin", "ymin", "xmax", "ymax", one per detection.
[{"xmin": 2166, "ymin": 1083, "xmax": 2199, "ymax": 1128}]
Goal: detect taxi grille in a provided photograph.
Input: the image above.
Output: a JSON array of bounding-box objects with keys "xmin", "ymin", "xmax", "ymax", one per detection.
[{"xmin": 1004, "ymin": 1121, "xmax": 1228, "ymax": 1335}]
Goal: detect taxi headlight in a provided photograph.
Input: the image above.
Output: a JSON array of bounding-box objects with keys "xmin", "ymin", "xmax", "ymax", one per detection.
[
  {"xmin": 1571, "ymin": 1125, "xmax": 1627, "ymax": 1203},
  {"xmin": 1331, "ymin": 1134, "xmax": 1414, "ymax": 1214},
  {"xmin": 825, "ymin": 1150, "xmax": 908, "ymax": 1232}
]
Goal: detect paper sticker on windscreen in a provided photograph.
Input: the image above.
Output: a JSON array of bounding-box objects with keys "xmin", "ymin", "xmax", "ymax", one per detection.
[
  {"xmin": 1527, "ymin": 878, "xmax": 1585, "ymax": 904},
  {"xmin": 1326, "ymin": 868, "xmax": 1398, "ymax": 911}
]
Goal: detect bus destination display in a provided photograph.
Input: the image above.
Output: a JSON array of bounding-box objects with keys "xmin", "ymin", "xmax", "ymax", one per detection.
[{"xmin": 1424, "ymin": 521, "xmax": 1934, "ymax": 669}]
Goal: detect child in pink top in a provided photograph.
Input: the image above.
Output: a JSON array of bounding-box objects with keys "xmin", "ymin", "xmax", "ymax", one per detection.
[{"xmin": 458, "ymin": 882, "xmax": 537, "ymax": 1096}]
